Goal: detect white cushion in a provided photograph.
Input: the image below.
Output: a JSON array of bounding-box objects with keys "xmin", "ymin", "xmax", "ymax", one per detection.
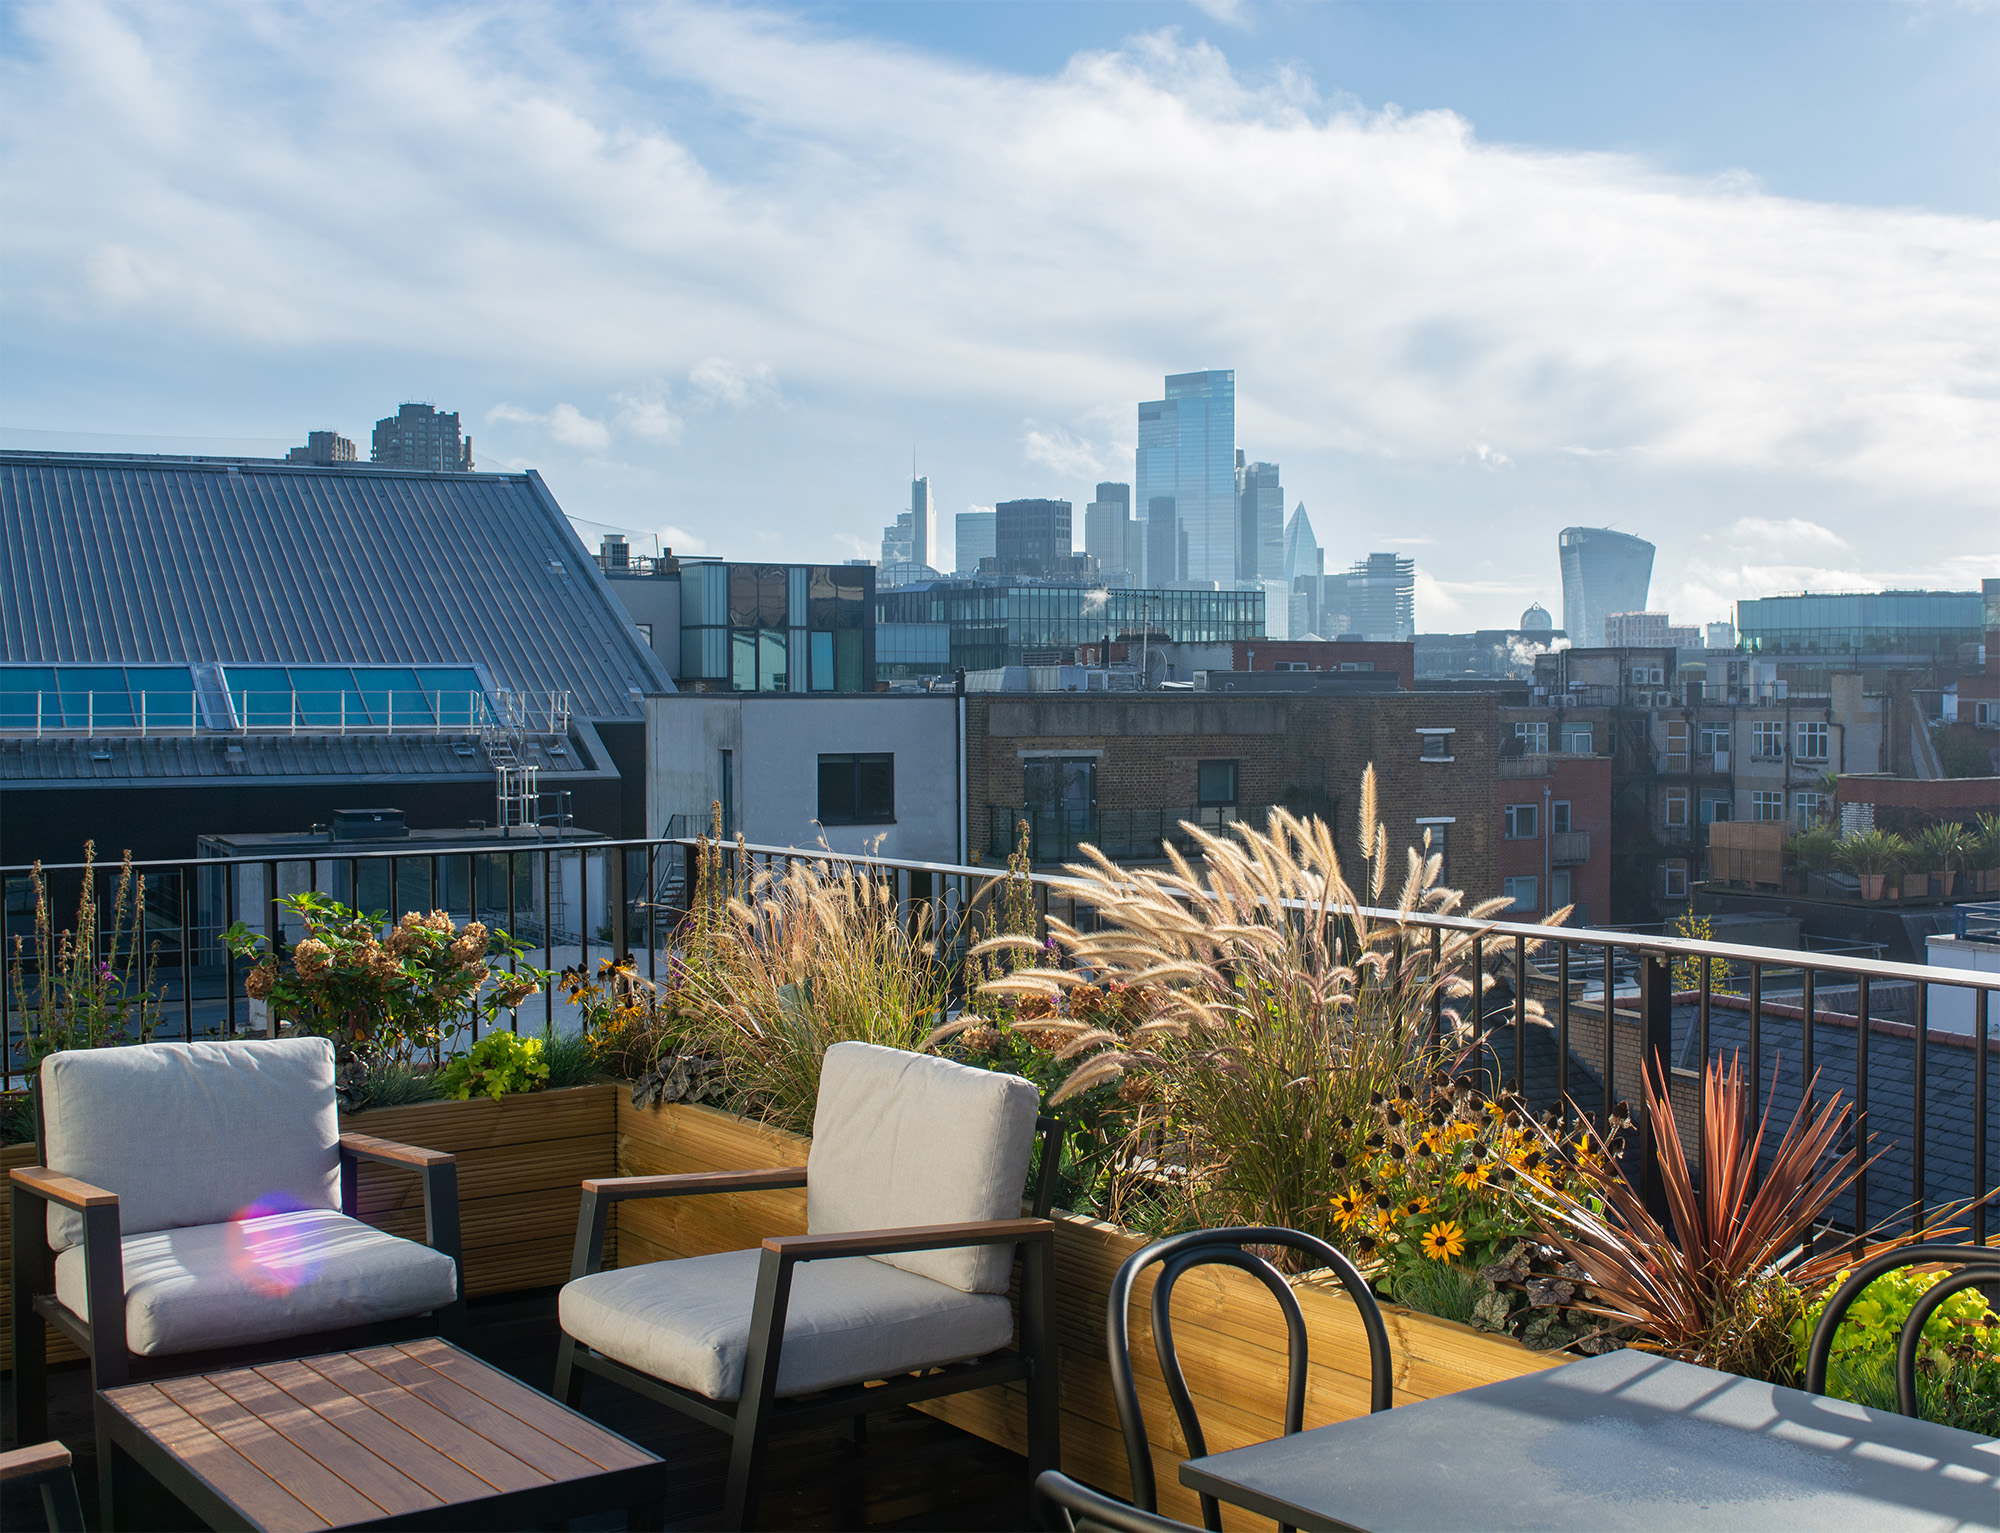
[
  {"xmin": 42, "ymin": 1038, "xmax": 340, "ymax": 1250},
  {"xmin": 560, "ymin": 1248, "xmax": 1013, "ymax": 1402},
  {"xmin": 807, "ymin": 1042, "xmax": 1040, "ymax": 1293},
  {"xmin": 53, "ymin": 1208, "xmax": 459, "ymax": 1357}
]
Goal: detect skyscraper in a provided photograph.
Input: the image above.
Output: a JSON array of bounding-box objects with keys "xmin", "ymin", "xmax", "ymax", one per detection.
[
  {"xmin": 1283, "ymin": 503, "xmax": 1323, "ymax": 585},
  {"xmin": 1559, "ymin": 528, "xmax": 1655, "ymax": 648},
  {"xmin": 1327, "ymin": 553, "xmax": 1416, "ymax": 642},
  {"xmin": 285, "ymin": 430, "xmax": 356, "ymax": 466},
  {"xmin": 371, "ymin": 403, "xmax": 472, "ymax": 472},
  {"xmin": 994, "ymin": 499, "xmax": 1072, "ymax": 576},
  {"xmin": 909, "ymin": 475, "xmax": 936, "ymax": 572},
  {"xmin": 1136, "ymin": 369, "xmax": 1235, "ymax": 584},
  {"xmin": 1084, "ymin": 482, "xmax": 1137, "ymax": 585},
  {"xmin": 1235, "ymin": 455, "xmax": 1285, "ymax": 584},
  {"xmin": 955, "ymin": 510, "xmax": 995, "ymax": 575}
]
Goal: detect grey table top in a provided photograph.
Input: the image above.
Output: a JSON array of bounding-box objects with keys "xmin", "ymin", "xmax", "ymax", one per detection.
[{"xmin": 1179, "ymin": 1348, "xmax": 2000, "ymax": 1532}]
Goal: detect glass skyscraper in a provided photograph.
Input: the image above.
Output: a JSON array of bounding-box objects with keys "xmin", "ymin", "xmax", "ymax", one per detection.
[
  {"xmin": 1559, "ymin": 527, "xmax": 1655, "ymax": 649},
  {"xmin": 1137, "ymin": 370, "xmax": 1236, "ymax": 585}
]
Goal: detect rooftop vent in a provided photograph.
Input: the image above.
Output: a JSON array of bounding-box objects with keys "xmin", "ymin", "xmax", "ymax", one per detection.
[{"xmin": 332, "ymin": 807, "xmax": 408, "ymax": 841}]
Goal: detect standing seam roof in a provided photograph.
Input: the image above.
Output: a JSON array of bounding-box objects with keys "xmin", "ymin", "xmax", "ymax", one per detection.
[{"xmin": 1, "ymin": 455, "xmax": 672, "ymax": 719}]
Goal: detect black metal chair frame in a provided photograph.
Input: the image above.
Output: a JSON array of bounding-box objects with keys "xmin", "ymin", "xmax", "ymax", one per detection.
[
  {"xmin": 0, "ymin": 1439, "xmax": 87, "ymax": 1532},
  {"xmin": 554, "ymin": 1114, "xmax": 1066, "ymax": 1530},
  {"xmin": 1804, "ymin": 1242, "xmax": 2000, "ymax": 1417},
  {"xmin": 7, "ymin": 1125, "xmax": 466, "ymax": 1456},
  {"xmin": 1106, "ymin": 1226, "xmax": 1393, "ymax": 1533},
  {"xmin": 1036, "ymin": 1468, "xmax": 1200, "ymax": 1533}
]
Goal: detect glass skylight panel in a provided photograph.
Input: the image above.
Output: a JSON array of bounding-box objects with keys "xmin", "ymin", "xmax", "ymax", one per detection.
[{"xmin": 0, "ymin": 664, "xmax": 197, "ymax": 729}]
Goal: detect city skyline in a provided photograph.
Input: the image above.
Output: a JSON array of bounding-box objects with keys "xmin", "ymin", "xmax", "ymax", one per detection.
[{"xmin": 3, "ymin": 2, "xmax": 1993, "ymax": 629}]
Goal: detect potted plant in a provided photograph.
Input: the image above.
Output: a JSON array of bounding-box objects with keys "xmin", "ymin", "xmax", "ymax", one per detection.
[
  {"xmin": 1910, "ymin": 822, "xmax": 1967, "ymax": 900},
  {"xmin": 1786, "ymin": 826, "xmax": 1836, "ymax": 894},
  {"xmin": 1972, "ymin": 813, "xmax": 2000, "ymax": 894},
  {"xmin": 1834, "ymin": 829, "xmax": 1905, "ymax": 901}
]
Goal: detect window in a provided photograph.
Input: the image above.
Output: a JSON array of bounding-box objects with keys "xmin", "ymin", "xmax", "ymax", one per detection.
[
  {"xmin": 1699, "ymin": 723, "xmax": 1730, "ymax": 755},
  {"xmin": 1417, "ymin": 820, "xmax": 1451, "ymax": 881},
  {"xmin": 1418, "ymin": 730, "xmax": 1454, "ymax": 761},
  {"xmin": 1025, "ymin": 756, "xmax": 1096, "ymax": 827},
  {"xmin": 1752, "ymin": 720, "xmax": 1784, "ymax": 757},
  {"xmin": 718, "ymin": 749, "xmax": 734, "ymax": 833},
  {"xmin": 1977, "ymin": 701, "xmax": 1998, "ymax": 727},
  {"xmin": 1665, "ymin": 788, "xmax": 1688, "ymax": 828},
  {"xmin": 1277, "ymin": 661, "xmax": 1309, "ymax": 672},
  {"xmin": 1504, "ymin": 803, "xmax": 1539, "ymax": 839},
  {"xmin": 633, "ymin": 622, "xmax": 653, "ymax": 648},
  {"xmin": 1514, "ymin": 721, "xmax": 1549, "ymax": 753},
  {"xmin": 1549, "ymin": 870, "xmax": 1572, "ymax": 912},
  {"xmin": 1796, "ymin": 721, "xmax": 1829, "ymax": 761},
  {"xmin": 1751, "ymin": 790, "xmax": 1785, "ymax": 821},
  {"xmin": 1561, "ymin": 726, "xmax": 1592, "ymax": 755},
  {"xmin": 1502, "ymin": 876, "xmax": 1539, "ymax": 912},
  {"xmin": 1665, "ymin": 720, "xmax": 1689, "ymax": 771},
  {"xmin": 1794, "ymin": 790, "xmax": 1826, "ymax": 829},
  {"xmin": 1701, "ymin": 796, "xmax": 1732, "ymax": 825},
  {"xmin": 1550, "ymin": 800, "xmax": 1571, "ymax": 834},
  {"xmin": 817, "ymin": 753, "xmax": 894, "ymax": 824},
  {"xmin": 1198, "ymin": 760, "xmax": 1239, "ymax": 806},
  {"xmin": 1663, "ymin": 859, "xmax": 1687, "ymax": 899}
]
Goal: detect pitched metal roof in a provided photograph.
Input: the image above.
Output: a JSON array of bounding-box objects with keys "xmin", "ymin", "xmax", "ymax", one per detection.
[
  {"xmin": 0, "ymin": 453, "xmax": 672, "ymax": 720},
  {"xmin": 0, "ymin": 731, "xmax": 591, "ymax": 788}
]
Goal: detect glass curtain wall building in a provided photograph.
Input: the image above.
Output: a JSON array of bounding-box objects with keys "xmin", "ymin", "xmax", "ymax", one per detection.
[
  {"xmin": 1737, "ymin": 591, "xmax": 1985, "ymax": 658},
  {"xmin": 875, "ymin": 580, "xmax": 1263, "ymax": 678},
  {"xmin": 1559, "ymin": 527, "xmax": 1655, "ymax": 649},
  {"xmin": 1137, "ymin": 370, "xmax": 1236, "ymax": 585},
  {"xmin": 678, "ymin": 562, "xmax": 874, "ymax": 693}
]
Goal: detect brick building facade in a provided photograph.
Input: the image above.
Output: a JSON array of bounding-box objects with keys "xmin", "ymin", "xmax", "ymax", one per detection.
[{"xmin": 963, "ymin": 691, "xmax": 1502, "ymax": 899}]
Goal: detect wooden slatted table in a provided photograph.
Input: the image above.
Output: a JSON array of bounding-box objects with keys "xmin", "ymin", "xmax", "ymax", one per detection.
[{"xmin": 96, "ymin": 1338, "xmax": 667, "ymax": 1531}]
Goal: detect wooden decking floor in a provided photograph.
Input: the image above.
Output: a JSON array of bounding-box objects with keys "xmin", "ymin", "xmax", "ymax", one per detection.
[{"xmin": 2, "ymin": 1289, "xmax": 1037, "ymax": 1531}]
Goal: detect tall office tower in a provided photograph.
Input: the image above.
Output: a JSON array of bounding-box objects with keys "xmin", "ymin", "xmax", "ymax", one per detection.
[
  {"xmin": 1144, "ymin": 497, "xmax": 1180, "ymax": 586},
  {"xmin": 371, "ymin": 403, "xmax": 473, "ymax": 471},
  {"xmin": 1235, "ymin": 457, "xmax": 1285, "ymax": 583},
  {"xmin": 955, "ymin": 510, "xmax": 996, "ymax": 575},
  {"xmin": 1559, "ymin": 527, "xmax": 1655, "ymax": 649},
  {"xmin": 1283, "ymin": 502, "xmax": 1323, "ymax": 584},
  {"xmin": 909, "ymin": 475, "xmax": 936, "ymax": 572},
  {"xmin": 1706, "ymin": 620, "xmax": 1735, "ymax": 650},
  {"xmin": 285, "ymin": 430, "xmax": 357, "ymax": 466},
  {"xmin": 1084, "ymin": 482, "xmax": 1137, "ymax": 584},
  {"xmin": 879, "ymin": 509, "xmax": 914, "ymax": 566},
  {"xmin": 994, "ymin": 498, "xmax": 1073, "ymax": 575},
  {"xmin": 1341, "ymin": 552, "xmax": 1417, "ymax": 642},
  {"xmin": 1136, "ymin": 369, "xmax": 1235, "ymax": 584}
]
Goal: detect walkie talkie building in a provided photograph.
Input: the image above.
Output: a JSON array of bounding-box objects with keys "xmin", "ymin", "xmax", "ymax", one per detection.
[{"xmin": 1559, "ymin": 527, "xmax": 1655, "ymax": 648}]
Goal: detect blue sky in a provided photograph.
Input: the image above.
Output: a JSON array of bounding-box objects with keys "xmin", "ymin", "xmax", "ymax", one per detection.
[{"xmin": 2, "ymin": 1, "xmax": 1995, "ymax": 629}]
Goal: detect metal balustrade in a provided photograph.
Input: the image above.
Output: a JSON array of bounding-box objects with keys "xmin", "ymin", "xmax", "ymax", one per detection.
[{"xmin": 5, "ymin": 833, "xmax": 1995, "ymax": 1247}]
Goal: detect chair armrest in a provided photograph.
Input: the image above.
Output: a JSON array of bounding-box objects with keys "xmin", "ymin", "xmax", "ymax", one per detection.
[
  {"xmin": 581, "ymin": 1167, "xmax": 809, "ymax": 1202},
  {"xmin": 339, "ymin": 1131, "xmax": 454, "ymax": 1168},
  {"xmin": 0, "ymin": 1440, "xmax": 72, "ymax": 1483},
  {"xmin": 763, "ymin": 1217, "xmax": 1053, "ymax": 1264},
  {"xmin": 9, "ymin": 1166, "xmax": 118, "ymax": 1211}
]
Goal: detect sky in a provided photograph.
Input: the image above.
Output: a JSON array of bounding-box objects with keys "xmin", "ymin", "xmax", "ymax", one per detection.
[{"xmin": 2, "ymin": 0, "xmax": 1996, "ymax": 631}]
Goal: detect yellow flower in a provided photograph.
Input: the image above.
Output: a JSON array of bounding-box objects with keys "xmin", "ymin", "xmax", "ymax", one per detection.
[
  {"xmin": 1420, "ymin": 1220, "xmax": 1466, "ymax": 1261},
  {"xmin": 1453, "ymin": 1161, "xmax": 1492, "ymax": 1192},
  {"xmin": 1329, "ymin": 1190, "xmax": 1365, "ymax": 1228},
  {"xmin": 1446, "ymin": 1120, "xmax": 1478, "ymax": 1145},
  {"xmin": 1401, "ymin": 1196, "xmax": 1431, "ymax": 1219}
]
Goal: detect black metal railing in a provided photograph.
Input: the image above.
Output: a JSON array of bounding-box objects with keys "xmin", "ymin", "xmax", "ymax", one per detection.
[{"xmin": 5, "ymin": 833, "xmax": 1995, "ymax": 1248}]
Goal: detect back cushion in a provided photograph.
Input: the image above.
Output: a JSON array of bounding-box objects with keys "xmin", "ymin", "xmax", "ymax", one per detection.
[
  {"xmin": 43, "ymin": 1038, "xmax": 341, "ymax": 1250},
  {"xmin": 808, "ymin": 1042, "xmax": 1040, "ymax": 1294}
]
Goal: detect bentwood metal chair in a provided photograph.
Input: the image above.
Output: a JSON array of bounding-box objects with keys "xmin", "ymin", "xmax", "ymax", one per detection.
[
  {"xmin": 7, "ymin": 1039, "xmax": 465, "ymax": 1454},
  {"xmin": 1805, "ymin": 1242, "xmax": 2000, "ymax": 1417},
  {"xmin": 555, "ymin": 1041, "xmax": 1063, "ymax": 1530},
  {"xmin": 1106, "ymin": 1227, "xmax": 1393, "ymax": 1533},
  {"xmin": 1036, "ymin": 1469, "xmax": 1201, "ymax": 1533}
]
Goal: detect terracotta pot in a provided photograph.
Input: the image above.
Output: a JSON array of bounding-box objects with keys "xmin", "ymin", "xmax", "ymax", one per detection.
[
  {"xmin": 1939, "ymin": 870, "xmax": 1956, "ymax": 897},
  {"xmin": 1859, "ymin": 872, "xmax": 1887, "ymax": 900}
]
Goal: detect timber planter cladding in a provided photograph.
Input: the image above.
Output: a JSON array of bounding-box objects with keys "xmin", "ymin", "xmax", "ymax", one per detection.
[
  {"xmin": 615, "ymin": 1098, "xmax": 1561, "ymax": 1528},
  {"xmin": 1, "ymin": 1084, "xmax": 618, "ymax": 1372}
]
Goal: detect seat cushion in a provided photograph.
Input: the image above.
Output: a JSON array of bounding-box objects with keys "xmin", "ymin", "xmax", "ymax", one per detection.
[
  {"xmin": 42, "ymin": 1038, "xmax": 340, "ymax": 1250},
  {"xmin": 560, "ymin": 1248, "xmax": 1014, "ymax": 1402},
  {"xmin": 808, "ymin": 1041, "xmax": 1040, "ymax": 1293},
  {"xmin": 54, "ymin": 1209, "xmax": 459, "ymax": 1357}
]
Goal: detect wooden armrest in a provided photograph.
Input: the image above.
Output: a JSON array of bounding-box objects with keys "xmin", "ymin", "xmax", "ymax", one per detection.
[
  {"xmin": 9, "ymin": 1165, "xmax": 118, "ymax": 1210},
  {"xmin": 763, "ymin": 1217, "xmax": 1053, "ymax": 1263},
  {"xmin": 581, "ymin": 1167, "xmax": 808, "ymax": 1202},
  {"xmin": 339, "ymin": 1131, "xmax": 454, "ymax": 1169},
  {"xmin": 0, "ymin": 1440, "xmax": 73, "ymax": 1483}
]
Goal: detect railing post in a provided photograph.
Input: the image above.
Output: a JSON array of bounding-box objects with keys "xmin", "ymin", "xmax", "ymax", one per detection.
[
  {"xmin": 610, "ymin": 846, "xmax": 629, "ymax": 966},
  {"xmin": 1635, "ymin": 953, "xmax": 1674, "ymax": 1225}
]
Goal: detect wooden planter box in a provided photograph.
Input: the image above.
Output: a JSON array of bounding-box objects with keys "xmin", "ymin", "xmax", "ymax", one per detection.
[
  {"xmin": 614, "ymin": 1099, "xmax": 1562, "ymax": 1528},
  {"xmin": 1, "ymin": 1084, "xmax": 619, "ymax": 1374}
]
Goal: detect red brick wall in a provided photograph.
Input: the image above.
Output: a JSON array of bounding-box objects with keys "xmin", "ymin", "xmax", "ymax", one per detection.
[
  {"xmin": 1495, "ymin": 755, "xmax": 1614, "ymax": 925},
  {"xmin": 1229, "ymin": 640, "xmax": 1416, "ymax": 690},
  {"xmin": 1837, "ymin": 775, "xmax": 2000, "ymax": 812}
]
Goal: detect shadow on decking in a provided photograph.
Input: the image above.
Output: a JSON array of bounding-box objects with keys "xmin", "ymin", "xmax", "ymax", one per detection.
[{"xmin": 1, "ymin": 1289, "xmax": 1036, "ymax": 1532}]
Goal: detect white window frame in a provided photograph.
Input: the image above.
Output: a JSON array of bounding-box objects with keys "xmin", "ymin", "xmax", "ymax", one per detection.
[
  {"xmin": 1663, "ymin": 859, "xmax": 1687, "ymax": 899},
  {"xmin": 1561, "ymin": 726, "xmax": 1592, "ymax": 755},
  {"xmin": 1514, "ymin": 721, "xmax": 1549, "ymax": 753},
  {"xmin": 1796, "ymin": 721, "xmax": 1829, "ymax": 762},
  {"xmin": 1664, "ymin": 788, "xmax": 1689, "ymax": 828},
  {"xmin": 1504, "ymin": 803, "xmax": 1539, "ymax": 840},
  {"xmin": 1752, "ymin": 720, "xmax": 1784, "ymax": 758},
  {"xmin": 1416, "ymin": 727, "xmax": 1455, "ymax": 762},
  {"xmin": 1502, "ymin": 875, "xmax": 1539, "ymax": 912},
  {"xmin": 1793, "ymin": 790, "xmax": 1826, "ymax": 829},
  {"xmin": 1751, "ymin": 790, "xmax": 1785, "ymax": 821}
]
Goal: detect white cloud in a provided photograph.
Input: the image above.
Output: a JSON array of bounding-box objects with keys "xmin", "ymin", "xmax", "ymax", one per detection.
[
  {"xmin": 1022, "ymin": 424, "xmax": 1104, "ymax": 479},
  {"xmin": 688, "ymin": 358, "xmax": 779, "ymax": 410},
  {"xmin": 1718, "ymin": 516, "xmax": 1849, "ymax": 552},
  {"xmin": 486, "ymin": 401, "xmax": 610, "ymax": 451},
  {"xmin": 1186, "ymin": 0, "xmax": 1251, "ymax": 27},
  {"xmin": 1470, "ymin": 442, "xmax": 1513, "ymax": 469},
  {"xmin": 659, "ymin": 523, "xmax": 708, "ymax": 555},
  {"xmin": 613, "ymin": 389, "xmax": 684, "ymax": 444}
]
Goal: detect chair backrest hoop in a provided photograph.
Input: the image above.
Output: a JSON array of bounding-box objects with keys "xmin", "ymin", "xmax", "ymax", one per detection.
[
  {"xmin": 1803, "ymin": 1242, "xmax": 2000, "ymax": 1398},
  {"xmin": 1105, "ymin": 1226, "xmax": 1392, "ymax": 1524},
  {"xmin": 1893, "ymin": 1265, "xmax": 2000, "ymax": 1417},
  {"xmin": 1035, "ymin": 1470, "xmax": 1202, "ymax": 1533}
]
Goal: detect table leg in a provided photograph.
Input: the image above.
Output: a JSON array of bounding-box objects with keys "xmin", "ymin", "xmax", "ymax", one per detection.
[{"xmin": 626, "ymin": 1498, "xmax": 664, "ymax": 1531}]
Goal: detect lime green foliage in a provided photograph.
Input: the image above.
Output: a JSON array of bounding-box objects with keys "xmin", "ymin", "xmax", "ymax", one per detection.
[
  {"xmin": 1795, "ymin": 1267, "xmax": 2000, "ymax": 1433},
  {"xmin": 6, "ymin": 844, "xmax": 162, "ymax": 1067},
  {"xmin": 1668, "ymin": 907, "xmax": 1734, "ymax": 993},
  {"xmin": 541, "ymin": 1028, "xmax": 602, "ymax": 1090},
  {"xmin": 439, "ymin": 1032, "xmax": 549, "ymax": 1101},
  {"xmin": 1786, "ymin": 826, "xmax": 1838, "ymax": 874}
]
